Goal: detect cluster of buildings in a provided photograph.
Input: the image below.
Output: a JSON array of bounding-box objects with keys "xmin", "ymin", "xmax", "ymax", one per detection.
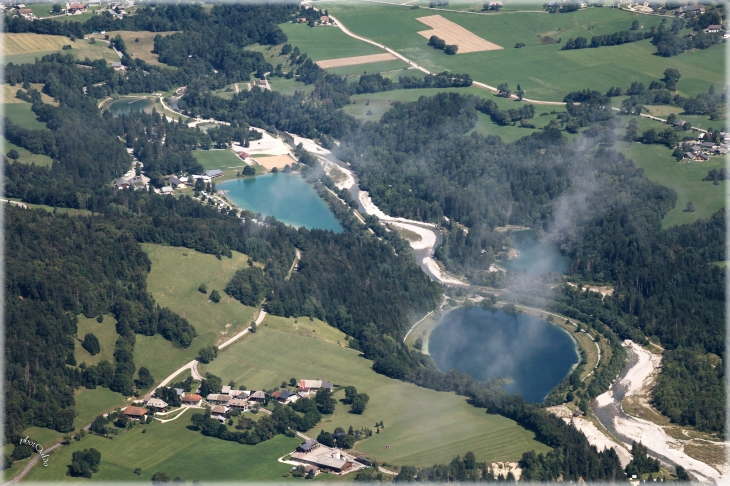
[
  {"xmin": 9, "ymin": 1, "xmax": 130, "ymax": 20},
  {"xmin": 123, "ymin": 379, "xmax": 335, "ymax": 423},
  {"xmin": 115, "ymin": 169, "xmax": 224, "ymax": 195},
  {"xmin": 678, "ymin": 131, "xmax": 729, "ymax": 161}
]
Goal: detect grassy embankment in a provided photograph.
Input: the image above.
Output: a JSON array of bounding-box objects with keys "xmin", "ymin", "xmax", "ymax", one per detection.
[
  {"xmin": 202, "ymin": 323, "xmax": 551, "ymax": 468},
  {"xmin": 325, "ymin": 2, "xmax": 724, "ymax": 101},
  {"xmin": 1, "ymin": 33, "xmax": 119, "ymax": 64},
  {"xmin": 136, "ymin": 244, "xmax": 259, "ymax": 383}
]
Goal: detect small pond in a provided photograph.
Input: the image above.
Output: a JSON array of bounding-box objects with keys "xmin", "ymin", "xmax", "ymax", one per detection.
[{"xmin": 498, "ymin": 230, "xmax": 570, "ymax": 274}]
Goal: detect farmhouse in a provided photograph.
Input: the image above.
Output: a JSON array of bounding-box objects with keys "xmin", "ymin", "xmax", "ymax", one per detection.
[
  {"xmin": 207, "ymin": 393, "xmax": 232, "ymax": 404},
  {"xmin": 147, "ymin": 398, "xmax": 168, "ymax": 412},
  {"xmin": 229, "ymin": 398, "xmax": 248, "ymax": 411},
  {"xmin": 272, "ymin": 389, "xmax": 297, "ymax": 403},
  {"xmin": 297, "ymin": 439, "xmax": 319, "ymax": 453},
  {"xmin": 161, "ymin": 186, "xmax": 174, "ymax": 194},
  {"xmin": 673, "ymin": 119, "xmax": 686, "ymax": 127},
  {"xmin": 679, "ymin": 5, "xmax": 705, "ymax": 14},
  {"xmin": 221, "ymin": 385, "xmax": 232, "ymax": 394},
  {"xmin": 291, "ymin": 449, "xmax": 354, "ymax": 474},
  {"xmin": 297, "ymin": 380, "xmax": 333, "ymax": 392},
  {"xmin": 705, "ymin": 25, "xmax": 723, "ymax": 33},
  {"xmin": 124, "ymin": 406, "xmax": 148, "ymax": 420},
  {"xmin": 111, "ymin": 62, "xmax": 125, "ymax": 71},
  {"xmin": 67, "ymin": 4, "xmax": 86, "ymax": 14},
  {"xmin": 211, "ymin": 405, "xmax": 228, "ymax": 418},
  {"xmin": 18, "ymin": 8, "xmax": 35, "ymax": 19},
  {"xmin": 115, "ymin": 178, "xmax": 131, "ymax": 189},
  {"xmin": 229, "ymin": 389, "xmax": 250, "ymax": 398},
  {"xmin": 182, "ymin": 394, "xmax": 203, "ymax": 406},
  {"xmin": 204, "ymin": 169, "xmax": 223, "ymax": 178},
  {"xmin": 249, "ymin": 391, "xmax": 266, "ymax": 402}
]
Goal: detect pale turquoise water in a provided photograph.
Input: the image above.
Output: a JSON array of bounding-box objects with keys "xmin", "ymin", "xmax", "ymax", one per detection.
[
  {"xmin": 498, "ymin": 230, "xmax": 571, "ymax": 274},
  {"xmin": 429, "ymin": 307, "xmax": 579, "ymax": 403},
  {"xmin": 107, "ymin": 98, "xmax": 155, "ymax": 116},
  {"xmin": 218, "ymin": 173, "xmax": 343, "ymax": 233}
]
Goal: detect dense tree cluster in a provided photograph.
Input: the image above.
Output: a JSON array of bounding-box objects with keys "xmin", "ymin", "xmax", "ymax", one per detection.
[
  {"xmin": 68, "ymin": 448, "xmax": 101, "ymax": 478},
  {"xmin": 562, "ymin": 27, "xmax": 654, "ymax": 50}
]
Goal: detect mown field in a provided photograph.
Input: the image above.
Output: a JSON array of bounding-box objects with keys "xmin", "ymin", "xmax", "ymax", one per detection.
[
  {"xmin": 324, "ymin": 59, "xmax": 410, "ymax": 76},
  {"xmin": 22, "ymin": 417, "xmax": 299, "ymax": 482},
  {"xmin": 4, "ymin": 102, "xmax": 49, "ymax": 130},
  {"xmin": 203, "ymin": 326, "xmax": 551, "ymax": 468},
  {"xmin": 137, "ymin": 244, "xmax": 259, "ymax": 384},
  {"xmin": 280, "ymin": 22, "xmax": 383, "ymax": 61},
  {"xmin": 2, "ymin": 34, "xmax": 120, "ymax": 65},
  {"xmin": 323, "ymin": 2, "xmax": 724, "ymax": 101},
  {"xmin": 192, "ymin": 148, "xmax": 248, "ymax": 172}
]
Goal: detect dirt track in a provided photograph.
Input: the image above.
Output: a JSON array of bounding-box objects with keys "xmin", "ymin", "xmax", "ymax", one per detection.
[
  {"xmin": 416, "ymin": 15, "xmax": 502, "ymax": 53},
  {"xmin": 316, "ymin": 52, "xmax": 397, "ymax": 68}
]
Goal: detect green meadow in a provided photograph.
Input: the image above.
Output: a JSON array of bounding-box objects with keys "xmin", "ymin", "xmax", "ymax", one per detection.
[
  {"xmin": 203, "ymin": 326, "xmax": 551, "ymax": 468},
  {"xmin": 324, "ymin": 2, "xmax": 724, "ymax": 101},
  {"xmin": 74, "ymin": 315, "xmax": 119, "ymax": 367},
  {"xmin": 191, "ymin": 148, "xmax": 247, "ymax": 171},
  {"xmin": 280, "ymin": 22, "xmax": 383, "ymax": 61},
  {"xmin": 1, "ymin": 136, "xmax": 53, "ymax": 166},
  {"xmin": 137, "ymin": 244, "xmax": 258, "ymax": 384},
  {"xmin": 22, "ymin": 417, "xmax": 299, "ymax": 482},
  {"xmin": 4, "ymin": 102, "xmax": 48, "ymax": 130},
  {"xmin": 324, "ymin": 59, "xmax": 410, "ymax": 76},
  {"xmin": 617, "ymin": 141, "xmax": 726, "ymax": 228}
]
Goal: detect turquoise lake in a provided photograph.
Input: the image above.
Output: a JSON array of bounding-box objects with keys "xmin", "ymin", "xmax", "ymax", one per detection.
[
  {"xmin": 498, "ymin": 230, "xmax": 571, "ymax": 274},
  {"xmin": 429, "ymin": 307, "xmax": 579, "ymax": 403},
  {"xmin": 218, "ymin": 173, "xmax": 343, "ymax": 233},
  {"xmin": 107, "ymin": 98, "xmax": 155, "ymax": 116}
]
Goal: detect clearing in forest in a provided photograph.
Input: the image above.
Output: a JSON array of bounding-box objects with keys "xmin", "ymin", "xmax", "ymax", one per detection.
[
  {"xmin": 316, "ymin": 52, "xmax": 397, "ymax": 68},
  {"xmin": 416, "ymin": 15, "xmax": 503, "ymax": 53}
]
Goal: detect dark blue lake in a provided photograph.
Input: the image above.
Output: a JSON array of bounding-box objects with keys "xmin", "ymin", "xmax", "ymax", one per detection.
[
  {"xmin": 428, "ymin": 306, "xmax": 579, "ymax": 403},
  {"xmin": 218, "ymin": 173, "xmax": 343, "ymax": 233},
  {"xmin": 498, "ymin": 230, "xmax": 570, "ymax": 274}
]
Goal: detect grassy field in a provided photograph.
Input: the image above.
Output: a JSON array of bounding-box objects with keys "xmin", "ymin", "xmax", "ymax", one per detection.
[
  {"xmin": 23, "ymin": 417, "xmax": 299, "ymax": 482},
  {"xmin": 1, "ymin": 33, "xmax": 119, "ymax": 65},
  {"xmin": 138, "ymin": 244, "xmax": 258, "ymax": 383},
  {"xmin": 1, "ymin": 136, "xmax": 53, "ymax": 167},
  {"xmin": 192, "ymin": 149, "xmax": 248, "ymax": 172},
  {"xmin": 325, "ymin": 59, "xmax": 410, "ymax": 76},
  {"xmin": 73, "ymin": 387, "xmax": 128, "ymax": 430},
  {"xmin": 203, "ymin": 326, "xmax": 551, "ymax": 467},
  {"xmin": 260, "ymin": 314, "xmax": 349, "ymax": 346},
  {"xmin": 280, "ymin": 22, "xmax": 383, "ymax": 61},
  {"xmin": 4, "ymin": 102, "xmax": 49, "ymax": 130},
  {"xmin": 324, "ymin": 2, "xmax": 724, "ymax": 101},
  {"xmin": 6, "ymin": 198, "xmax": 93, "ymax": 216},
  {"xmin": 89, "ymin": 31, "xmax": 179, "ymax": 65},
  {"xmin": 74, "ymin": 315, "xmax": 119, "ymax": 367},
  {"xmin": 267, "ymin": 77, "xmax": 316, "ymax": 96},
  {"xmin": 616, "ymin": 141, "xmax": 726, "ymax": 228}
]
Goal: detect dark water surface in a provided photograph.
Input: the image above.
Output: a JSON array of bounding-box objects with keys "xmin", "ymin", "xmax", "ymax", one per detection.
[
  {"xmin": 218, "ymin": 173, "xmax": 343, "ymax": 233},
  {"xmin": 498, "ymin": 230, "xmax": 571, "ymax": 274},
  {"xmin": 107, "ymin": 98, "xmax": 156, "ymax": 116},
  {"xmin": 429, "ymin": 307, "xmax": 579, "ymax": 403}
]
